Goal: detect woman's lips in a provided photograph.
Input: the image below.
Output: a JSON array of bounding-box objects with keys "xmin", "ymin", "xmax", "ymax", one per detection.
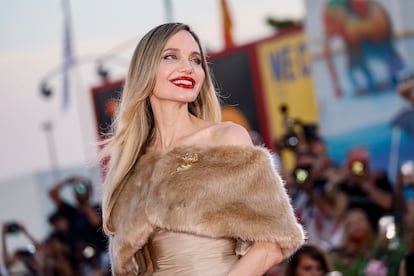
[{"xmin": 170, "ymin": 76, "xmax": 195, "ymax": 89}]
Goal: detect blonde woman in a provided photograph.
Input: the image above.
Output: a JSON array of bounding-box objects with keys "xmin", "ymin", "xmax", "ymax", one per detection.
[{"xmin": 100, "ymin": 22, "xmax": 304, "ymax": 276}]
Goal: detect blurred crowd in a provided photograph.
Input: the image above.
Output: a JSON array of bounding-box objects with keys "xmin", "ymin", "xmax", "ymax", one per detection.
[
  {"xmin": 2, "ymin": 134, "xmax": 414, "ymax": 276},
  {"xmin": 266, "ymin": 133, "xmax": 414, "ymax": 276},
  {"xmin": 1, "ymin": 176, "xmax": 109, "ymax": 276}
]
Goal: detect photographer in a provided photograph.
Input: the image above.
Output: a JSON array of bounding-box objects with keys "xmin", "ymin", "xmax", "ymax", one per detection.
[
  {"xmin": 289, "ymin": 151, "xmax": 345, "ymax": 251},
  {"xmin": 48, "ymin": 176, "xmax": 108, "ymax": 275},
  {"xmin": 1, "ymin": 222, "xmax": 44, "ymax": 275},
  {"xmin": 336, "ymin": 146, "xmax": 394, "ymax": 232}
]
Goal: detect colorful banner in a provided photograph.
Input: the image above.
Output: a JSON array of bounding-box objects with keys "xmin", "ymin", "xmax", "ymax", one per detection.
[{"xmin": 304, "ymin": 0, "xmax": 414, "ymax": 174}]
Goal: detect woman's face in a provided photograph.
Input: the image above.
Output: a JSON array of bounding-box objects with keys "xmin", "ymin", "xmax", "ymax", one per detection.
[
  {"xmin": 346, "ymin": 210, "xmax": 372, "ymax": 241},
  {"xmin": 152, "ymin": 30, "xmax": 205, "ymax": 104},
  {"xmin": 295, "ymin": 255, "xmax": 325, "ymax": 276}
]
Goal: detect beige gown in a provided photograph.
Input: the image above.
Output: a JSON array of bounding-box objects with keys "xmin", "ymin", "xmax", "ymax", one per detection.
[{"xmin": 147, "ymin": 229, "xmax": 239, "ymax": 276}]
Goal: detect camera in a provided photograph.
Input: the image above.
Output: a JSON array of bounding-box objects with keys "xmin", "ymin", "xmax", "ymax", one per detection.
[
  {"xmin": 74, "ymin": 182, "xmax": 88, "ymax": 195},
  {"xmin": 16, "ymin": 249, "xmax": 34, "ymax": 258},
  {"xmin": 294, "ymin": 166, "xmax": 311, "ymax": 184},
  {"xmin": 282, "ymin": 131, "xmax": 299, "ymax": 149},
  {"xmin": 6, "ymin": 222, "xmax": 19, "ymax": 233},
  {"xmin": 351, "ymin": 160, "xmax": 366, "ymax": 177}
]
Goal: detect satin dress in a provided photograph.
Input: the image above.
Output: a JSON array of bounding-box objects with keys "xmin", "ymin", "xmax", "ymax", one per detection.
[{"xmin": 147, "ymin": 229, "xmax": 239, "ymax": 276}]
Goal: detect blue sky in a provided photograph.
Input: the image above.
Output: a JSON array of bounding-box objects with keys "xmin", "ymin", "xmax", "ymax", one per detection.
[{"xmin": 0, "ymin": 0, "xmax": 304, "ymax": 181}]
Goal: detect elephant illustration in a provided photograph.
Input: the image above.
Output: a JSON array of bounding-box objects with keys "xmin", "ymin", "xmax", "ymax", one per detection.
[{"xmin": 323, "ymin": 0, "xmax": 404, "ymax": 97}]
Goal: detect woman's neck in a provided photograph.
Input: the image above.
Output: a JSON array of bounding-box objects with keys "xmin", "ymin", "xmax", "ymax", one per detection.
[{"xmin": 150, "ymin": 103, "xmax": 197, "ymax": 151}]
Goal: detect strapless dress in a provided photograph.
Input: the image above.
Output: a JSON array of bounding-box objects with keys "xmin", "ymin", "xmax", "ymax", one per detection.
[{"xmin": 147, "ymin": 229, "xmax": 239, "ymax": 276}]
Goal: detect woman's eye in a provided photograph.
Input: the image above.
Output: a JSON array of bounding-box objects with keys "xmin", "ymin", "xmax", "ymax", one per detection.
[
  {"xmin": 163, "ymin": 54, "xmax": 177, "ymax": 60},
  {"xmin": 191, "ymin": 57, "xmax": 202, "ymax": 65}
]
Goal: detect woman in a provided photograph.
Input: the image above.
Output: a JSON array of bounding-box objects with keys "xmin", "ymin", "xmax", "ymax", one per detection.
[
  {"xmin": 100, "ymin": 22, "xmax": 305, "ymax": 276},
  {"xmin": 338, "ymin": 208, "xmax": 375, "ymax": 259},
  {"xmin": 283, "ymin": 244, "xmax": 334, "ymax": 276}
]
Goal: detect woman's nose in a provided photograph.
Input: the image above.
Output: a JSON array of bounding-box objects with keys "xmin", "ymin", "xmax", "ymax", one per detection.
[{"xmin": 178, "ymin": 59, "xmax": 194, "ymax": 73}]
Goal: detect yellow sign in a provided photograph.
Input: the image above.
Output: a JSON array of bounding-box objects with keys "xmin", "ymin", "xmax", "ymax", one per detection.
[
  {"xmin": 256, "ymin": 31, "xmax": 319, "ymax": 169},
  {"xmin": 257, "ymin": 31, "xmax": 319, "ymax": 143}
]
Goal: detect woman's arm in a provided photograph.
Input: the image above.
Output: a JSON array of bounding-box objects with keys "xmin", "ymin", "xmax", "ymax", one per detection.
[
  {"xmin": 48, "ymin": 178, "xmax": 69, "ymax": 207},
  {"xmin": 215, "ymin": 123, "xmax": 296, "ymax": 275},
  {"xmin": 228, "ymin": 242, "xmax": 283, "ymax": 276}
]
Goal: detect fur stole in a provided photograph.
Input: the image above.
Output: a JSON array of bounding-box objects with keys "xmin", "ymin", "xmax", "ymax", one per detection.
[{"xmin": 109, "ymin": 145, "xmax": 305, "ymax": 275}]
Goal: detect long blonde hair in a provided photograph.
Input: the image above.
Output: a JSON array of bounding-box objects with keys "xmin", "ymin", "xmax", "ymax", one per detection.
[{"xmin": 100, "ymin": 23, "xmax": 221, "ymax": 235}]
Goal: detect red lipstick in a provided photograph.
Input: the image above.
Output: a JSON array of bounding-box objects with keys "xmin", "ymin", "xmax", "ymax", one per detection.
[{"xmin": 170, "ymin": 76, "xmax": 195, "ymax": 89}]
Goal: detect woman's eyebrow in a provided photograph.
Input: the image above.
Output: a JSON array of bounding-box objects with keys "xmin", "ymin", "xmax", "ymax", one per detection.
[
  {"xmin": 162, "ymin": 47, "xmax": 201, "ymax": 56},
  {"xmin": 163, "ymin": 47, "xmax": 178, "ymax": 53}
]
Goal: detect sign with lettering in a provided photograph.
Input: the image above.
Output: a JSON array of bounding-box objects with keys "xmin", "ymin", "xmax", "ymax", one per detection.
[{"xmin": 256, "ymin": 31, "xmax": 319, "ymax": 144}]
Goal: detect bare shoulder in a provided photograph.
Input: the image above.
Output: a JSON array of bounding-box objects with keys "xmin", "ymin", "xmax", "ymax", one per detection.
[{"xmin": 211, "ymin": 121, "xmax": 253, "ymax": 146}]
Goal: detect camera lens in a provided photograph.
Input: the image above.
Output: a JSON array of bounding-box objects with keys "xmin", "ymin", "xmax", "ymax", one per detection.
[
  {"xmin": 295, "ymin": 168, "xmax": 309, "ymax": 183},
  {"xmin": 6, "ymin": 223, "xmax": 19, "ymax": 233},
  {"xmin": 351, "ymin": 161, "xmax": 365, "ymax": 176},
  {"xmin": 74, "ymin": 183, "xmax": 87, "ymax": 195}
]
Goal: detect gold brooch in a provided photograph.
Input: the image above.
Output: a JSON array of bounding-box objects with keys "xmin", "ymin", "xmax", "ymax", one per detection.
[{"xmin": 175, "ymin": 152, "xmax": 199, "ymax": 173}]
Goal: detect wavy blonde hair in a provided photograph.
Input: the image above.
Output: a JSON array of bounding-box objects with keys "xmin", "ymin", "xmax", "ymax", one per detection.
[{"xmin": 100, "ymin": 23, "xmax": 221, "ymax": 235}]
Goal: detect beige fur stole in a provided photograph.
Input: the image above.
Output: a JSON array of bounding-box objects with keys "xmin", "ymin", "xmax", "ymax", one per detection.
[{"xmin": 109, "ymin": 145, "xmax": 305, "ymax": 275}]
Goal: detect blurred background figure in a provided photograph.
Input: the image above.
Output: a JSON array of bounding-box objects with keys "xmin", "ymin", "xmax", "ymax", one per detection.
[
  {"xmin": 335, "ymin": 146, "xmax": 394, "ymax": 232},
  {"xmin": 334, "ymin": 208, "xmax": 375, "ymax": 262},
  {"xmin": 48, "ymin": 175, "xmax": 108, "ymax": 275},
  {"xmin": 42, "ymin": 232, "xmax": 76, "ymax": 276},
  {"xmin": 43, "ymin": 211, "xmax": 78, "ymax": 275},
  {"xmin": 332, "ymin": 208, "xmax": 407, "ymax": 276},
  {"xmin": 1, "ymin": 222, "xmax": 44, "ymax": 276},
  {"xmin": 308, "ymin": 137, "xmax": 336, "ymax": 172},
  {"xmin": 282, "ymin": 243, "xmax": 336, "ymax": 276},
  {"xmin": 288, "ymin": 149, "xmax": 344, "ymax": 251}
]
